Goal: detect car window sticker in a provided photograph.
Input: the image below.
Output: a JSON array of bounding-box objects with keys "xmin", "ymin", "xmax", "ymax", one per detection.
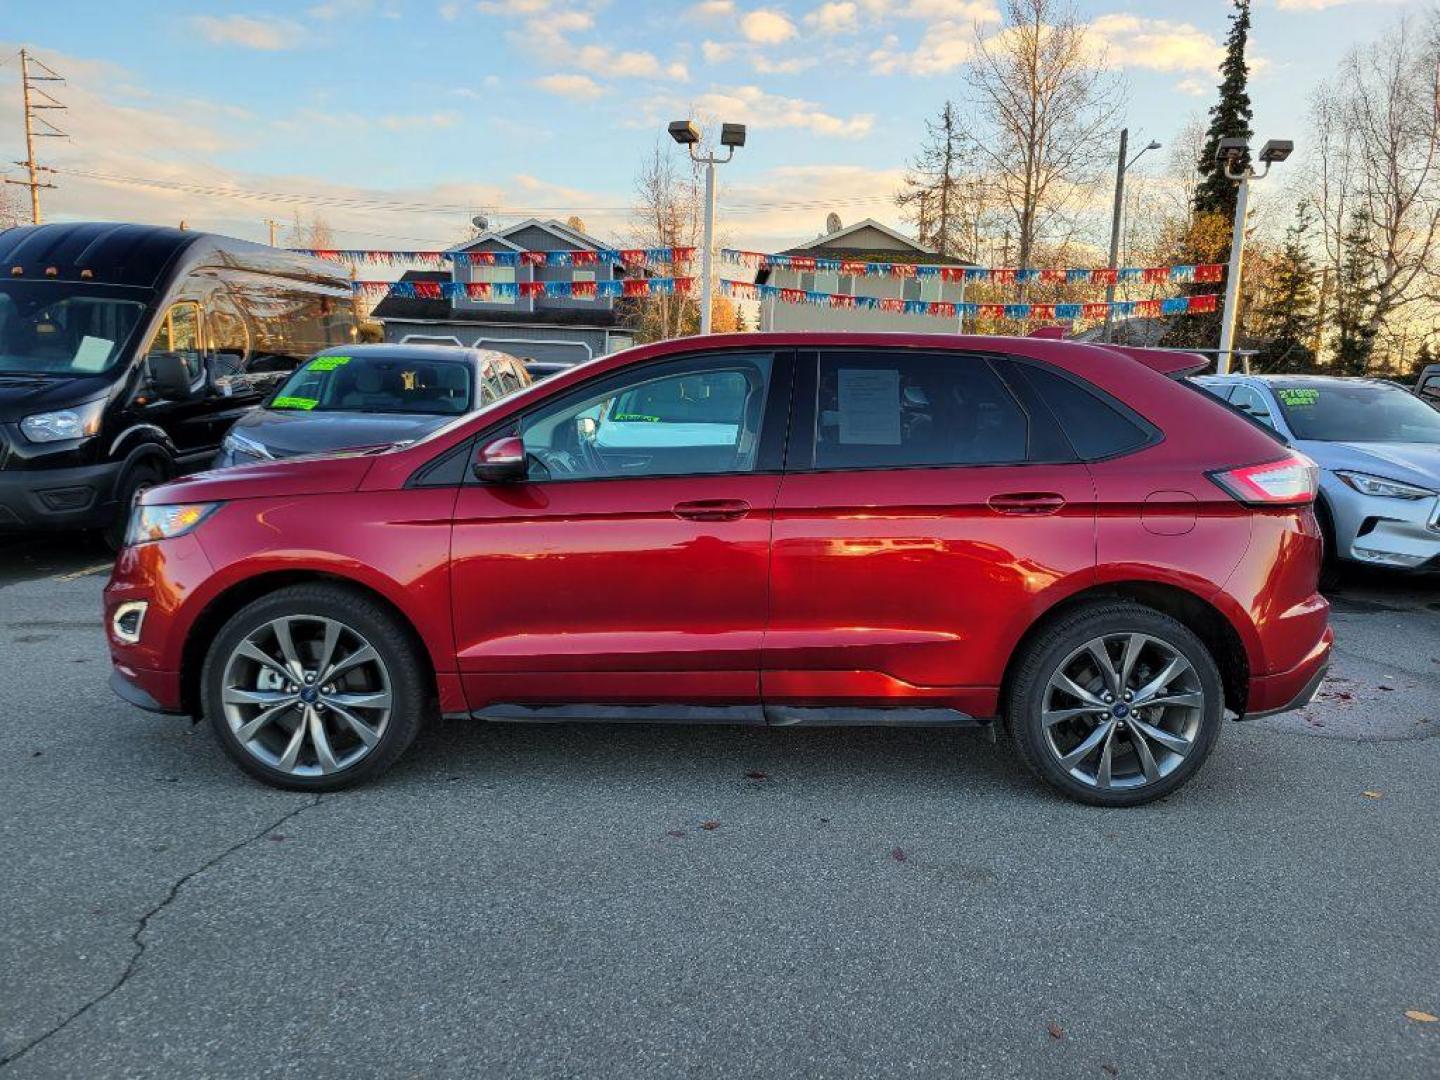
[{"xmin": 1276, "ymin": 388, "xmax": 1319, "ymax": 407}]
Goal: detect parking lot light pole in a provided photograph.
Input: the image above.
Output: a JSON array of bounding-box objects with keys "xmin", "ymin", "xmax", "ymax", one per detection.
[
  {"xmin": 669, "ymin": 120, "xmax": 746, "ymax": 336},
  {"xmin": 1216, "ymin": 136, "xmax": 1292, "ymax": 373},
  {"xmin": 1102, "ymin": 129, "xmax": 1161, "ymax": 344}
]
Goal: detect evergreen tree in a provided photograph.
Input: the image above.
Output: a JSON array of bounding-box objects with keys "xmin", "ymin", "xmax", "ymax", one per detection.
[
  {"xmin": 1409, "ymin": 341, "xmax": 1435, "ymax": 381},
  {"xmin": 896, "ymin": 101, "xmax": 979, "ymax": 259},
  {"xmin": 1252, "ymin": 202, "xmax": 1319, "ymax": 372},
  {"xmin": 1194, "ymin": 0, "xmax": 1254, "ymax": 220},
  {"xmin": 1332, "ymin": 208, "xmax": 1379, "ymax": 376}
]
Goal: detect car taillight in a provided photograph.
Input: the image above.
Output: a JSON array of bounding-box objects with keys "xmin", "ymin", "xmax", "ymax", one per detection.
[{"xmin": 1209, "ymin": 455, "xmax": 1318, "ymax": 506}]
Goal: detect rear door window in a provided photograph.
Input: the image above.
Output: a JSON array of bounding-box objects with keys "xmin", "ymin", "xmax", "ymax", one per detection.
[
  {"xmin": 812, "ymin": 350, "xmax": 1030, "ymax": 470},
  {"xmin": 1228, "ymin": 385, "xmax": 1278, "ymax": 430},
  {"xmin": 1016, "ymin": 363, "xmax": 1154, "ymax": 460}
]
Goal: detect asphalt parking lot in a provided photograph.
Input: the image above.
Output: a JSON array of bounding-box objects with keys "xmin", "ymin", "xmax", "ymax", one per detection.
[{"xmin": 1, "ymin": 535, "xmax": 1437, "ymax": 1079}]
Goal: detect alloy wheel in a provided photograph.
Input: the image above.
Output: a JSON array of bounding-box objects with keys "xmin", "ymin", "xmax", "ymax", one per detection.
[
  {"xmin": 220, "ymin": 615, "xmax": 393, "ymax": 778},
  {"xmin": 1040, "ymin": 632, "xmax": 1204, "ymax": 791}
]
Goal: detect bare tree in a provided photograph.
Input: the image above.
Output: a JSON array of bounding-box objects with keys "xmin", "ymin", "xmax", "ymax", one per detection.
[
  {"xmin": 287, "ymin": 211, "xmax": 337, "ymax": 249},
  {"xmin": 1310, "ymin": 14, "xmax": 1440, "ymax": 353},
  {"xmin": 630, "ymin": 141, "xmax": 703, "ymax": 341},
  {"xmin": 896, "ymin": 101, "xmax": 994, "ymax": 259},
  {"xmin": 962, "ymin": 0, "xmax": 1122, "ymax": 273}
]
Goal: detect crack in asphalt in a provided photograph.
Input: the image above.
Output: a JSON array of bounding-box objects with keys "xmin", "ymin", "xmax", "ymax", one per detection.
[{"xmin": 0, "ymin": 795, "xmax": 324, "ymax": 1072}]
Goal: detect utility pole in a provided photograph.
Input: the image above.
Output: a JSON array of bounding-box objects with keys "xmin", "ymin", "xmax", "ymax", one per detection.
[
  {"xmin": 264, "ymin": 219, "xmax": 283, "ymax": 246},
  {"xmin": 1101, "ymin": 130, "xmax": 1160, "ymax": 344},
  {"xmin": 7, "ymin": 49, "xmax": 67, "ymax": 225}
]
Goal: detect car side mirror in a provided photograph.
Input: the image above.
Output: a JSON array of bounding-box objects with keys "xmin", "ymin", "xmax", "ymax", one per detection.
[
  {"xmin": 147, "ymin": 352, "xmax": 193, "ymax": 401},
  {"xmin": 473, "ymin": 435, "xmax": 527, "ymax": 483}
]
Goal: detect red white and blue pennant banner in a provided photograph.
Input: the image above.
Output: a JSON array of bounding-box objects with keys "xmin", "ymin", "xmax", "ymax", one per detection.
[
  {"xmin": 354, "ymin": 277, "xmax": 694, "ymax": 301},
  {"xmin": 722, "ymin": 279, "xmax": 1220, "ymax": 322},
  {"xmin": 721, "ymin": 249, "xmax": 1224, "ymax": 285},
  {"xmin": 296, "ymin": 247, "xmax": 694, "ymax": 267}
]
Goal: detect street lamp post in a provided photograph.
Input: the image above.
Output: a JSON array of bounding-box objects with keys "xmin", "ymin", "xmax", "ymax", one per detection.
[
  {"xmin": 669, "ymin": 120, "xmax": 747, "ymax": 336},
  {"xmin": 1102, "ymin": 129, "xmax": 1161, "ymax": 344},
  {"xmin": 1216, "ymin": 136, "xmax": 1293, "ymax": 373}
]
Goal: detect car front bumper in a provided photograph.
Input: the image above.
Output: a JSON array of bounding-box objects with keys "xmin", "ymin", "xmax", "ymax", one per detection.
[
  {"xmin": 1328, "ymin": 483, "xmax": 1440, "ymax": 569},
  {"xmin": 0, "ymin": 459, "xmax": 124, "ymax": 531}
]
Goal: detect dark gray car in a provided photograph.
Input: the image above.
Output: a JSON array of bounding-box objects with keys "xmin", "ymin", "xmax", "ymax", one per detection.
[{"xmin": 213, "ymin": 344, "xmax": 530, "ymax": 468}]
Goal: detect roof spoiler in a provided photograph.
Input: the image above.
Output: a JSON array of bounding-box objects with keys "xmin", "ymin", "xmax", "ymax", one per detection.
[{"xmin": 1099, "ymin": 345, "xmax": 1210, "ymax": 379}]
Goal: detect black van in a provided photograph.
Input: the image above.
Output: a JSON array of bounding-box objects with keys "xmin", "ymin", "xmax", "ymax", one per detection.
[{"xmin": 0, "ymin": 222, "xmax": 355, "ymax": 544}]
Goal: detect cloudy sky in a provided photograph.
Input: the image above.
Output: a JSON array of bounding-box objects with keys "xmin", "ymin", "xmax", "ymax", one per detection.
[{"xmin": 0, "ymin": 0, "xmax": 1419, "ymax": 254}]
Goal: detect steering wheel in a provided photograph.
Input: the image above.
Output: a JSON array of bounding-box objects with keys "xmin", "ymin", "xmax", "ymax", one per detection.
[
  {"xmin": 576, "ymin": 430, "xmax": 608, "ymax": 476},
  {"xmin": 530, "ymin": 448, "xmax": 580, "ymax": 477}
]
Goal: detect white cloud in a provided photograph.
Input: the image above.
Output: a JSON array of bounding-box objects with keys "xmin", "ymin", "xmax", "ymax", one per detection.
[
  {"xmin": 869, "ymin": 21, "xmax": 975, "ymax": 75},
  {"xmin": 376, "ymin": 111, "xmax": 463, "ymax": 130},
  {"xmin": 534, "ymin": 73, "xmax": 605, "ymax": 98},
  {"xmin": 689, "ymin": 0, "xmax": 736, "ymax": 16},
  {"xmin": 1175, "ymin": 76, "xmax": 1210, "ymax": 97},
  {"xmin": 752, "ymin": 54, "xmax": 818, "ymax": 74},
  {"xmin": 691, "ymin": 84, "xmax": 872, "ymax": 137},
  {"xmin": 1087, "ymin": 14, "xmax": 1221, "ymax": 74},
  {"xmin": 1275, "ymin": 0, "xmax": 1404, "ymax": 8},
  {"xmin": 724, "ymin": 164, "xmax": 909, "ymax": 252},
  {"xmin": 740, "ymin": 9, "xmax": 797, "ymax": 44},
  {"xmin": 859, "ymin": 0, "xmax": 998, "ymax": 22},
  {"xmin": 191, "ymin": 14, "xmax": 305, "ymax": 50},
  {"xmin": 702, "ymin": 39, "xmax": 736, "ymax": 62},
  {"xmin": 806, "ymin": 1, "xmax": 859, "ymax": 34}
]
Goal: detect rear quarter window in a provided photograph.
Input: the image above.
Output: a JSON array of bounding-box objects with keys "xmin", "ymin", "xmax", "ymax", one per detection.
[{"xmin": 1017, "ymin": 363, "xmax": 1154, "ymax": 460}]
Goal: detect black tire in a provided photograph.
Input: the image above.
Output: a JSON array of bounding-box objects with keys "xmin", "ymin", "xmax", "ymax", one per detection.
[
  {"xmin": 102, "ymin": 460, "xmax": 166, "ymax": 552},
  {"xmin": 1005, "ymin": 602, "xmax": 1225, "ymax": 808},
  {"xmin": 201, "ymin": 583, "xmax": 428, "ymax": 791},
  {"xmin": 1314, "ymin": 498, "xmax": 1342, "ymax": 591}
]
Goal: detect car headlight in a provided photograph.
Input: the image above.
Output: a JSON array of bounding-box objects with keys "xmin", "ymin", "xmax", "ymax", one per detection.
[
  {"xmin": 1334, "ymin": 471, "xmax": 1435, "ymax": 500},
  {"xmin": 222, "ymin": 430, "xmax": 272, "ymax": 461},
  {"xmin": 20, "ymin": 398, "xmax": 106, "ymax": 443},
  {"xmin": 124, "ymin": 502, "xmax": 222, "ymax": 546}
]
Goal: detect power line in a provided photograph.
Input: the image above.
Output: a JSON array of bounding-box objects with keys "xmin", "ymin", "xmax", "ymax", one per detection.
[
  {"xmin": 5, "ymin": 49, "xmax": 67, "ymax": 224},
  {"xmin": 50, "ymin": 165, "xmax": 900, "ymax": 218}
]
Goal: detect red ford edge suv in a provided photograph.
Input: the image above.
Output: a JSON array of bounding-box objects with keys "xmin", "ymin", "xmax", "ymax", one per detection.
[{"xmin": 104, "ymin": 333, "xmax": 1332, "ymax": 806}]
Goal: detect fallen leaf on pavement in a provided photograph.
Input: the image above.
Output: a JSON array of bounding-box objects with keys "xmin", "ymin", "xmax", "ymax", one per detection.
[
  {"xmin": 1047, "ymin": 1022, "xmax": 1064, "ymax": 1040},
  {"xmin": 1363, "ymin": 791, "xmax": 1383, "ymax": 799},
  {"xmin": 1102, "ymin": 1066, "xmax": 1118, "ymax": 1076},
  {"xmin": 1405, "ymin": 1010, "xmax": 1438, "ymax": 1023},
  {"xmin": 891, "ymin": 847, "xmax": 906, "ymax": 862},
  {"xmin": 745, "ymin": 770, "xmax": 769, "ymax": 780},
  {"xmin": 667, "ymin": 830, "xmax": 686, "ymax": 838},
  {"xmin": 700, "ymin": 820, "xmax": 720, "ymax": 831}
]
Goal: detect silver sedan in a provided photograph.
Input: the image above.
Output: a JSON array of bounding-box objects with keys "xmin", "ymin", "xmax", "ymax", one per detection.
[{"xmin": 1193, "ymin": 374, "xmax": 1440, "ymax": 570}]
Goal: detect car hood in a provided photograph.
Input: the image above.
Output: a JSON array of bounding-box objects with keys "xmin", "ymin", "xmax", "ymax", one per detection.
[
  {"xmin": 1296, "ymin": 439, "xmax": 1440, "ymax": 487},
  {"xmin": 0, "ymin": 374, "xmax": 115, "ymax": 422},
  {"xmin": 231, "ymin": 409, "xmax": 456, "ymax": 458},
  {"xmin": 142, "ymin": 451, "xmax": 382, "ymax": 507}
]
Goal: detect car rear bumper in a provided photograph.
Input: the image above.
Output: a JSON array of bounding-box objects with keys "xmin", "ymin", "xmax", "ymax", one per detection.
[
  {"xmin": 0, "ymin": 460, "xmax": 123, "ymax": 530},
  {"xmin": 1245, "ymin": 625, "xmax": 1333, "ymax": 718}
]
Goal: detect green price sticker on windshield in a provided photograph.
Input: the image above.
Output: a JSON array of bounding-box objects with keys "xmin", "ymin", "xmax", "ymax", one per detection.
[
  {"xmin": 272, "ymin": 395, "xmax": 319, "ymax": 410},
  {"xmin": 1277, "ymin": 388, "xmax": 1319, "ymax": 407},
  {"xmin": 612, "ymin": 412, "xmax": 661, "ymax": 422},
  {"xmin": 307, "ymin": 355, "xmax": 351, "ymax": 372}
]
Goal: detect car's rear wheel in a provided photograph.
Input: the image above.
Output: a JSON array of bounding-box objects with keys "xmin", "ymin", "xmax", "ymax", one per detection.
[
  {"xmin": 202, "ymin": 584, "xmax": 427, "ymax": 791},
  {"xmin": 1006, "ymin": 603, "xmax": 1224, "ymax": 807}
]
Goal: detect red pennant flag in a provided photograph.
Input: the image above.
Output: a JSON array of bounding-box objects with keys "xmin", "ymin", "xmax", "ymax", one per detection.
[
  {"xmin": 675, "ymin": 277, "xmax": 696, "ymax": 295},
  {"xmin": 1030, "ymin": 303, "xmax": 1055, "ymax": 321},
  {"xmin": 879, "ymin": 297, "xmax": 904, "ymax": 313},
  {"xmin": 465, "ymin": 282, "xmax": 491, "ymax": 299},
  {"xmin": 672, "ymin": 247, "xmax": 696, "ymax": 263},
  {"xmin": 571, "ymin": 250, "xmax": 598, "ymax": 266},
  {"xmin": 571, "ymin": 280, "xmax": 596, "ymax": 299},
  {"xmin": 991, "ymin": 269, "xmax": 1017, "ymax": 286},
  {"xmin": 1135, "ymin": 298, "xmax": 1162, "ymax": 316},
  {"xmin": 841, "ymin": 261, "xmax": 869, "ymax": 276},
  {"xmin": 413, "ymin": 281, "xmax": 443, "ymax": 300},
  {"xmin": 1190, "ymin": 293, "xmax": 1219, "ymax": 313},
  {"xmin": 519, "ymin": 252, "xmax": 546, "ymax": 266},
  {"xmin": 1141, "ymin": 267, "xmax": 1169, "ymax": 284},
  {"xmin": 519, "ymin": 281, "xmax": 544, "ymax": 298},
  {"xmin": 940, "ymin": 267, "xmax": 966, "ymax": 283},
  {"xmin": 1090, "ymin": 268, "xmax": 1117, "ymax": 286},
  {"xmin": 1082, "ymin": 302, "xmax": 1109, "ymax": 319},
  {"xmin": 930, "ymin": 302, "xmax": 956, "ymax": 318},
  {"xmin": 1039, "ymin": 269, "xmax": 1066, "ymax": 284},
  {"xmin": 622, "ymin": 278, "xmax": 649, "ymax": 297},
  {"xmin": 790, "ymin": 256, "xmax": 817, "ymax": 272},
  {"xmin": 979, "ymin": 304, "xmax": 1006, "ymax": 319},
  {"xmin": 892, "ymin": 264, "xmax": 916, "ymax": 279},
  {"xmin": 619, "ymin": 249, "xmax": 647, "ymax": 264},
  {"xmin": 780, "ymin": 288, "xmax": 805, "ymax": 304},
  {"xmin": 1194, "ymin": 264, "xmax": 1224, "ymax": 282}
]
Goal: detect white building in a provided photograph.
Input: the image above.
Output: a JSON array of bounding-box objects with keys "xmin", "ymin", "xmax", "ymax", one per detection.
[{"xmin": 755, "ymin": 218, "xmax": 979, "ymax": 334}]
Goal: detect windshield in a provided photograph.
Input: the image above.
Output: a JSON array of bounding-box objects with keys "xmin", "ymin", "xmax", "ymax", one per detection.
[
  {"xmin": 270, "ymin": 353, "xmax": 474, "ymax": 415},
  {"xmin": 1272, "ymin": 380, "xmax": 1440, "ymax": 443},
  {"xmin": 0, "ymin": 282, "xmax": 148, "ymax": 376}
]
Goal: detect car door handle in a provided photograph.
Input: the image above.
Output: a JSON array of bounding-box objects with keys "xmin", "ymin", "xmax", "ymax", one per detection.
[
  {"xmin": 987, "ymin": 492, "xmax": 1067, "ymax": 515},
  {"xmin": 672, "ymin": 499, "xmax": 751, "ymax": 522}
]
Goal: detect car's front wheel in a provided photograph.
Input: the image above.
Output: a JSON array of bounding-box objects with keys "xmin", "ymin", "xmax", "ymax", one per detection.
[
  {"xmin": 202, "ymin": 584, "xmax": 428, "ymax": 790},
  {"xmin": 1006, "ymin": 603, "xmax": 1224, "ymax": 807}
]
